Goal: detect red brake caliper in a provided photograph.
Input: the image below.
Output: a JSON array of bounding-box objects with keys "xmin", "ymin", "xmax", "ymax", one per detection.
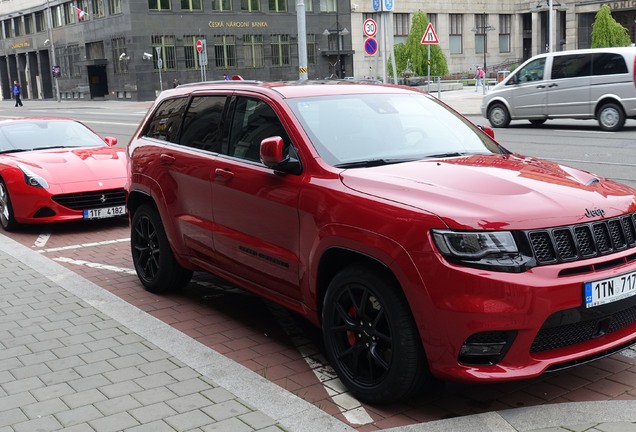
[{"xmin": 346, "ymin": 305, "xmax": 358, "ymax": 346}]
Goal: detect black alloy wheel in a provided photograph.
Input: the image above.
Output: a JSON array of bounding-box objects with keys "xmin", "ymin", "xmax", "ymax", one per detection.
[{"xmin": 0, "ymin": 179, "xmax": 17, "ymax": 231}]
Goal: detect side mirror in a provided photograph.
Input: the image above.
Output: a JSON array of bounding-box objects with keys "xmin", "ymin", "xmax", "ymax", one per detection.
[
  {"xmin": 260, "ymin": 136, "xmax": 302, "ymax": 175},
  {"xmin": 478, "ymin": 125, "xmax": 495, "ymax": 139},
  {"xmin": 103, "ymin": 136, "xmax": 118, "ymax": 147}
]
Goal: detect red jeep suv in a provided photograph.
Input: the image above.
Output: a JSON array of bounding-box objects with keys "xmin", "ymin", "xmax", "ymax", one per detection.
[{"xmin": 127, "ymin": 80, "xmax": 636, "ymax": 404}]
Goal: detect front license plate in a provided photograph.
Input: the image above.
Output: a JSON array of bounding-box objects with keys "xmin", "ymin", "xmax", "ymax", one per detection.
[
  {"xmin": 83, "ymin": 205, "xmax": 126, "ymax": 220},
  {"xmin": 584, "ymin": 269, "xmax": 636, "ymax": 308}
]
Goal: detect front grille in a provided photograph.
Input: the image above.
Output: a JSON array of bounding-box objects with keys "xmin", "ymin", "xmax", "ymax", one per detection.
[
  {"xmin": 52, "ymin": 188, "xmax": 126, "ymax": 210},
  {"xmin": 525, "ymin": 212, "xmax": 636, "ymax": 265},
  {"xmin": 531, "ymin": 303, "xmax": 636, "ymax": 353}
]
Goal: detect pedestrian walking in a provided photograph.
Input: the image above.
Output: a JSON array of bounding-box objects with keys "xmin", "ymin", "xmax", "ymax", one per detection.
[
  {"xmin": 13, "ymin": 80, "xmax": 23, "ymax": 107},
  {"xmin": 474, "ymin": 66, "xmax": 485, "ymax": 92}
]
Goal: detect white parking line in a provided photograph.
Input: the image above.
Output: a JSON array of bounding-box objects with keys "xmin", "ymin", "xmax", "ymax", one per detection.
[
  {"xmin": 34, "ymin": 233, "xmax": 51, "ymax": 248},
  {"xmin": 36, "ymin": 238, "xmax": 130, "ymax": 253},
  {"xmin": 53, "ymin": 256, "xmax": 137, "ymax": 274}
]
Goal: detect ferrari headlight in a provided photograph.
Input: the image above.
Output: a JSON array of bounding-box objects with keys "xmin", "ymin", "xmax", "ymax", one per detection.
[
  {"xmin": 18, "ymin": 163, "xmax": 49, "ymax": 189},
  {"xmin": 432, "ymin": 230, "xmax": 518, "ymax": 259}
]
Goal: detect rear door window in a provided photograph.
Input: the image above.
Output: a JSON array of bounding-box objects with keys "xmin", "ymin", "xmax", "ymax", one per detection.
[
  {"xmin": 592, "ymin": 52, "xmax": 628, "ymax": 75},
  {"xmin": 551, "ymin": 54, "xmax": 592, "ymax": 79},
  {"xmin": 179, "ymin": 95, "xmax": 228, "ymax": 152}
]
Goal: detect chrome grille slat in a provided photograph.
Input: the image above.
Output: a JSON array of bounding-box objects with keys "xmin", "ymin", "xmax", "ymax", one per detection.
[{"xmin": 527, "ymin": 212, "xmax": 636, "ymax": 265}]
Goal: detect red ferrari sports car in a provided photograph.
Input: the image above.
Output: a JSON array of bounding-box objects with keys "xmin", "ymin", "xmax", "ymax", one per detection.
[{"xmin": 0, "ymin": 117, "xmax": 126, "ymax": 231}]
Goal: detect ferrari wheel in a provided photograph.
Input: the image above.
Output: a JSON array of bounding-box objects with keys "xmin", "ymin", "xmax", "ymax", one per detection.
[
  {"xmin": 322, "ymin": 265, "xmax": 429, "ymax": 404},
  {"xmin": 130, "ymin": 203, "xmax": 192, "ymax": 293},
  {"xmin": 0, "ymin": 179, "xmax": 17, "ymax": 231}
]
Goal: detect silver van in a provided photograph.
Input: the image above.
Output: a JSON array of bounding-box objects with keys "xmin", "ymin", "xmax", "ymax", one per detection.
[{"xmin": 481, "ymin": 47, "xmax": 636, "ymax": 131}]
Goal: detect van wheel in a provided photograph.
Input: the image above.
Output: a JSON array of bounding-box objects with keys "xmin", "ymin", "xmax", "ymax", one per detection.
[
  {"xmin": 598, "ymin": 102, "xmax": 625, "ymax": 132},
  {"xmin": 488, "ymin": 103, "xmax": 511, "ymax": 128},
  {"xmin": 131, "ymin": 203, "xmax": 193, "ymax": 293},
  {"xmin": 529, "ymin": 119, "xmax": 546, "ymax": 126},
  {"xmin": 322, "ymin": 265, "xmax": 429, "ymax": 404}
]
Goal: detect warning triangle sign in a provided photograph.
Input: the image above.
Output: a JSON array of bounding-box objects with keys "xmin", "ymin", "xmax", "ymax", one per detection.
[{"xmin": 421, "ymin": 23, "xmax": 439, "ymax": 45}]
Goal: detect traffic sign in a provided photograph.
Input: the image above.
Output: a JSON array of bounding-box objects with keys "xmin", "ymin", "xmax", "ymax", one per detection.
[
  {"xmin": 372, "ymin": 0, "xmax": 380, "ymax": 11},
  {"xmin": 363, "ymin": 19, "xmax": 377, "ymax": 38},
  {"xmin": 364, "ymin": 38, "xmax": 378, "ymax": 56},
  {"xmin": 421, "ymin": 23, "xmax": 439, "ymax": 45},
  {"xmin": 197, "ymin": 39, "xmax": 208, "ymax": 66},
  {"xmin": 196, "ymin": 39, "xmax": 203, "ymax": 53},
  {"xmin": 384, "ymin": 0, "xmax": 393, "ymax": 11}
]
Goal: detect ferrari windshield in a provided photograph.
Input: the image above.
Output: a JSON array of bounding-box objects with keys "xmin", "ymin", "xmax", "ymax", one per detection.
[
  {"xmin": 286, "ymin": 92, "xmax": 505, "ymax": 167},
  {"xmin": 0, "ymin": 120, "xmax": 106, "ymax": 153}
]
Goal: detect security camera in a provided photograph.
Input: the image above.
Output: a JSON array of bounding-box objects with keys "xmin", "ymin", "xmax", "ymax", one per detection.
[
  {"xmin": 142, "ymin": 52, "xmax": 153, "ymax": 60},
  {"xmin": 119, "ymin": 52, "xmax": 128, "ymax": 60},
  {"xmin": 351, "ymin": 3, "xmax": 358, "ymax": 11},
  {"xmin": 44, "ymin": 39, "xmax": 50, "ymax": 46}
]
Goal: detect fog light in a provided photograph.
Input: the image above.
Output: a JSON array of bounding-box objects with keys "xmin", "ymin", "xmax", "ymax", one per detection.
[{"xmin": 459, "ymin": 331, "xmax": 516, "ymax": 365}]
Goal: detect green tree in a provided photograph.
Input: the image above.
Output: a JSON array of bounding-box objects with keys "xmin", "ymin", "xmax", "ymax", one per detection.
[
  {"xmin": 388, "ymin": 11, "xmax": 448, "ymax": 77},
  {"xmin": 591, "ymin": 4, "xmax": 631, "ymax": 48}
]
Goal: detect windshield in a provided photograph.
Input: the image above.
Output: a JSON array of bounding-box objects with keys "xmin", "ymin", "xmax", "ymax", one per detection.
[
  {"xmin": 0, "ymin": 120, "xmax": 106, "ymax": 153},
  {"xmin": 286, "ymin": 92, "xmax": 504, "ymax": 167}
]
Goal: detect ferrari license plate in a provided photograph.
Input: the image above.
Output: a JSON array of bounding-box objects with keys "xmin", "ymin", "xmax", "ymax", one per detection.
[
  {"xmin": 584, "ymin": 269, "xmax": 636, "ymax": 308},
  {"xmin": 83, "ymin": 205, "xmax": 126, "ymax": 220}
]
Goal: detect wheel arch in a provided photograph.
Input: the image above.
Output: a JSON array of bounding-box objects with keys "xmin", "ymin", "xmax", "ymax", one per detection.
[{"xmin": 595, "ymin": 96, "xmax": 625, "ymax": 118}]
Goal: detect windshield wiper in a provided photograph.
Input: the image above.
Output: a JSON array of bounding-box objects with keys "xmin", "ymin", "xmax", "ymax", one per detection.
[
  {"xmin": 0, "ymin": 148, "xmax": 28, "ymax": 154},
  {"xmin": 334, "ymin": 158, "xmax": 417, "ymax": 169},
  {"xmin": 423, "ymin": 152, "xmax": 467, "ymax": 159}
]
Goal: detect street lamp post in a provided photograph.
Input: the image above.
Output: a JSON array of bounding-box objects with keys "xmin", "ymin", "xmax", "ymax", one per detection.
[
  {"xmin": 534, "ymin": 0, "xmax": 567, "ymax": 53},
  {"xmin": 45, "ymin": 0, "xmax": 61, "ymax": 102},
  {"xmin": 472, "ymin": 13, "xmax": 494, "ymax": 95},
  {"xmin": 323, "ymin": 0, "xmax": 349, "ymax": 79}
]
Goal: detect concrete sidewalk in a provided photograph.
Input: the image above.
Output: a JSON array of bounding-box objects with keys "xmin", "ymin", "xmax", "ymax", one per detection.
[{"xmin": 2, "ymin": 88, "xmax": 636, "ymax": 432}]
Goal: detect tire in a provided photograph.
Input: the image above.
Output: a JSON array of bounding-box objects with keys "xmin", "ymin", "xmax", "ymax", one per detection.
[
  {"xmin": 597, "ymin": 102, "xmax": 625, "ymax": 132},
  {"xmin": 0, "ymin": 179, "xmax": 18, "ymax": 231},
  {"xmin": 529, "ymin": 119, "xmax": 546, "ymax": 126},
  {"xmin": 322, "ymin": 265, "xmax": 429, "ymax": 404},
  {"xmin": 130, "ymin": 203, "xmax": 193, "ymax": 293},
  {"xmin": 487, "ymin": 103, "xmax": 511, "ymax": 128}
]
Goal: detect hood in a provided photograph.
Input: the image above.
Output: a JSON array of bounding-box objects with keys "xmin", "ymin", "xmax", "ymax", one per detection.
[
  {"xmin": 8, "ymin": 147, "xmax": 127, "ymax": 185},
  {"xmin": 340, "ymin": 154, "xmax": 636, "ymax": 230}
]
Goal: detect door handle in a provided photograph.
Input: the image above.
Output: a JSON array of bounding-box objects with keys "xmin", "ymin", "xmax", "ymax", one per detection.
[
  {"xmin": 215, "ymin": 168, "xmax": 235, "ymax": 181},
  {"xmin": 536, "ymin": 85, "xmax": 546, "ymax": 89},
  {"xmin": 159, "ymin": 154, "xmax": 176, "ymax": 165},
  {"xmin": 548, "ymin": 83, "xmax": 558, "ymax": 88}
]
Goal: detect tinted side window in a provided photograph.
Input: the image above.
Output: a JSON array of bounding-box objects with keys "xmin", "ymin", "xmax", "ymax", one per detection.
[
  {"xmin": 227, "ymin": 97, "xmax": 290, "ymax": 163},
  {"xmin": 144, "ymin": 97, "xmax": 188, "ymax": 143},
  {"xmin": 592, "ymin": 53, "xmax": 628, "ymax": 75},
  {"xmin": 179, "ymin": 96, "xmax": 227, "ymax": 152},
  {"xmin": 510, "ymin": 58, "xmax": 546, "ymax": 84},
  {"xmin": 551, "ymin": 54, "xmax": 592, "ymax": 79}
]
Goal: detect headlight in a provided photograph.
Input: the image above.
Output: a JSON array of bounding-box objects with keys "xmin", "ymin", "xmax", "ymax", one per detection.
[
  {"xmin": 432, "ymin": 229, "xmax": 534, "ymax": 273},
  {"xmin": 18, "ymin": 163, "xmax": 49, "ymax": 189}
]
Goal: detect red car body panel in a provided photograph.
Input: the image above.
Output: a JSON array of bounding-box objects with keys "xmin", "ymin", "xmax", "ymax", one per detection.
[
  {"xmin": 127, "ymin": 82, "xmax": 636, "ymax": 387},
  {"xmin": 0, "ymin": 118, "xmax": 127, "ymax": 225}
]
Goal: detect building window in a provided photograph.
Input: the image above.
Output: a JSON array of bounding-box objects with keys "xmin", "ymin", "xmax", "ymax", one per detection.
[
  {"xmin": 53, "ymin": 5, "xmax": 63, "ymax": 28},
  {"xmin": 184, "ymin": 35, "xmax": 205, "ymax": 68},
  {"xmin": 149, "ymin": 0, "xmax": 171, "ymax": 11},
  {"xmin": 269, "ymin": 0, "xmax": 287, "ymax": 12},
  {"xmin": 320, "ymin": 0, "xmax": 336, "ymax": 13},
  {"xmin": 428, "ymin": 13, "xmax": 437, "ymax": 29},
  {"xmin": 181, "ymin": 0, "xmax": 203, "ymax": 11},
  {"xmin": 109, "ymin": 0, "xmax": 123, "ymax": 14},
  {"xmin": 68, "ymin": 44, "xmax": 81, "ymax": 77},
  {"xmin": 212, "ymin": 0, "xmax": 232, "ymax": 12},
  {"xmin": 152, "ymin": 35, "xmax": 177, "ymax": 69},
  {"xmin": 35, "ymin": 12, "xmax": 45, "ymax": 32},
  {"xmin": 214, "ymin": 35, "xmax": 236, "ymax": 68},
  {"xmin": 305, "ymin": 0, "xmax": 313, "ymax": 13},
  {"xmin": 241, "ymin": 0, "xmax": 260, "ymax": 12},
  {"xmin": 112, "ymin": 37, "xmax": 128, "ymax": 74},
  {"xmin": 474, "ymin": 14, "xmax": 487, "ymax": 54},
  {"xmin": 499, "ymin": 14, "xmax": 511, "ymax": 53},
  {"xmin": 307, "ymin": 33, "xmax": 317, "ymax": 64},
  {"xmin": 4, "ymin": 20, "xmax": 12, "ymax": 38},
  {"xmin": 243, "ymin": 34, "xmax": 264, "ymax": 68},
  {"xmin": 394, "ymin": 13, "xmax": 409, "ymax": 37},
  {"xmin": 64, "ymin": 3, "xmax": 75, "ymax": 25},
  {"xmin": 13, "ymin": 17, "xmax": 22, "ymax": 36},
  {"xmin": 92, "ymin": 0, "xmax": 106, "ymax": 17},
  {"xmin": 271, "ymin": 34, "xmax": 291, "ymax": 66},
  {"xmin": 449, "ymin": 14, "xmax": 462, "ymax": 54}
]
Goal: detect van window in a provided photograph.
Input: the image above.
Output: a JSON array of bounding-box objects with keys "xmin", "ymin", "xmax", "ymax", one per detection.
[
  {"xmin": 510, "ymin": 58, "xmax": 546, "ymax": 84},
  {"xmin": 551, "ymin": 54, "xmax": 592, "ymax": 79},
  {"xmin": 592, "ymin": 52, "xmax": 628, "ymax": 75}
]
